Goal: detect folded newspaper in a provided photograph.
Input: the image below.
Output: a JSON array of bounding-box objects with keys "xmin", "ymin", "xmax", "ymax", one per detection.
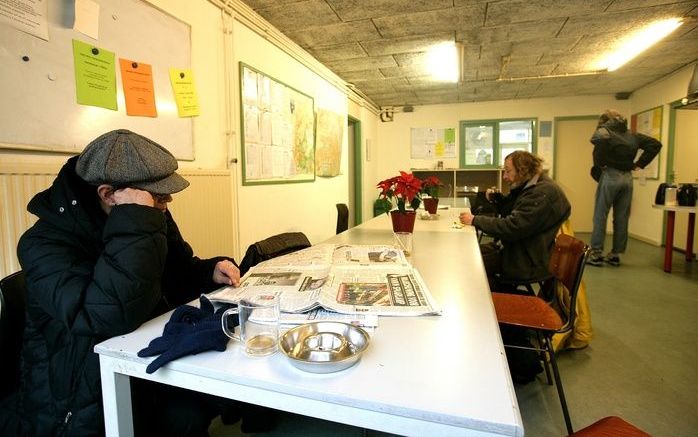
[{"xmin": 208, "ymin": 244, "xmax": 441, "ymax": 317}]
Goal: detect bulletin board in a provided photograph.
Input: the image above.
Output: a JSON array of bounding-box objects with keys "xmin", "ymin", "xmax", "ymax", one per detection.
[
  {"xmin": 0, "ymin": 0, "xmax": 194, "ymax": 160},
  {"xmin": 410, "ymin": 127, "xmax": 457, "ymax": 159},
  {"xmin": 630, "ymin": 106, "xmax": 662, "ymax": 180},
  {"xmin": 240, "ymin": 63, "xmax": 315, "ymax": 185}
]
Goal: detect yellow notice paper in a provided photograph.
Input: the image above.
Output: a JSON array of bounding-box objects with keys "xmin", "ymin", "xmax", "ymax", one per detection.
[
  {"xmin": 72, "ymin": 39, "xmax": 117, "ymax": 110},
  {"xmin": 119, "ymin": 58, "xmax": 157, "ymax": 117},
  {"xmin": 169, "ymin": 68, "xmax": 200, "ymax": 117}
]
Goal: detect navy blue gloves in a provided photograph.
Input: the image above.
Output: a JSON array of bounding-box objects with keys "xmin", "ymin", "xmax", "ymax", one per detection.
[{"xmin": 138, "ymin": 295, "xmax": 238, "ymax": 374}]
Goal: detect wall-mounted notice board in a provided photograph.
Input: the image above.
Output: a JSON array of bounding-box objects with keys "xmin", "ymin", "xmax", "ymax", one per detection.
[
  {"xmin": 410, "ymin": 127, "xmax": 456, "ymax": 159},
  {"xmin": 0, "ymin": 0, "xmax": 194, "ymax": 160},
  {"xmin": 630, "ymin": 105, "xmax": 662, "ymax": 180},
  {"xmin": 240, "ymin": 63, "xmax": 315, "ymax": 185}
]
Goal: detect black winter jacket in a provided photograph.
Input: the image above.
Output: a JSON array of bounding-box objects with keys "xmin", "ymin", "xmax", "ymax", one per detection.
[
  {"xmin": 0, "ymin": 157, "xmax": 230, "ymax": 436},
  {"xmin": 472, "ymin": 173, "xmax": 571, "ymax": 282},
  {"xmin": 591, "ymin": 117, "xmax": 661, "ymax": 172}
]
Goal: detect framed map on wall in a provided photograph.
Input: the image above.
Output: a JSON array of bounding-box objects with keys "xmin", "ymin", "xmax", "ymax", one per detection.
[
  {"xmin": 240, "ymin": 63, "xmax": 315, "ymax": 185},
  {"xmin": 630, "ymin": 105, "xmax": 662, "ymax": 180}
]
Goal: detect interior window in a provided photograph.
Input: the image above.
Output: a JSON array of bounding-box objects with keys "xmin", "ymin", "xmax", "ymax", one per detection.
[{"xmin": 459, "ymin": 118, "xmax": 536, "ymax": 168}]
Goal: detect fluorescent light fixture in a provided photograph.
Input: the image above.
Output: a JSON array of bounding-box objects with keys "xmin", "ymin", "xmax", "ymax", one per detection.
[
  {"xmin": 426, "ymin": 42, "xmax": 459, "ymax": 82},
  {"xmin": 598, "ymin": 17, "xmax": 683, "ymax": 72}
]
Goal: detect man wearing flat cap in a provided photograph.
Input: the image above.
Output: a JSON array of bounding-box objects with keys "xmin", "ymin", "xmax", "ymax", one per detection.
[{"xmin": 1, "ymin": 130, "xmax": 240, "ymax": 436}]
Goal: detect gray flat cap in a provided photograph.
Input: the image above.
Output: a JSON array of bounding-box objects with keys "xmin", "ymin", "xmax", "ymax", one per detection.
[{"xmin": 76, "ymin": 129, "xmax": 189, "ymax": 194}]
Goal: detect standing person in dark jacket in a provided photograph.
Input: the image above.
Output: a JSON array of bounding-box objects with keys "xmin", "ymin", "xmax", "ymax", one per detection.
[
  {"xmin": 587, "ymin": 109, "xmax": 662, "ymax": 266},
  {"xmin": 459, "ymin": 151, "xmax": 571, "ymax": 286},
  {"xmin": 0, "ymin": 130, "xmax": 241, "ymax": 436}
]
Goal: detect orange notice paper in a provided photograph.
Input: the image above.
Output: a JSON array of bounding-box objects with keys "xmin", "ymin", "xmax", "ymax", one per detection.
[{"xmin": 119, "ymin": 58, "xmax": 157, "ymax": 117}]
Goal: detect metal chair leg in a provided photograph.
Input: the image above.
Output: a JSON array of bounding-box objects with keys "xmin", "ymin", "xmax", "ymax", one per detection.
[
  {"xmin": 545, "ymin": 335, "xmax": 573, "ymax": 435},
  {"xmin": 536, "ymin": 331, "xmax": 552, "ymax": 385}
]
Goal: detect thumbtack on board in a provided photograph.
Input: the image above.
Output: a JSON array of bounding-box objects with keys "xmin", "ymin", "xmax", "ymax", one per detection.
[
  {"xmin": 132, "ymin": 62, "xmax": 138, "ymax": 68},
  {"xmin": 91, "ymin": 48, "xmax": 99, "ymax": 55},
  {"xmin": 179, "ymin": 72, "xmax": 185, "ymax": 79},
  {"xmin": 22, "ymin": 55, "xmax": 29, "ymax": 62}
]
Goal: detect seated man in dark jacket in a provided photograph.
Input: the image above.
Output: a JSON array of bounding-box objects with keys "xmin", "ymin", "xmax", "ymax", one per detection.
[
  {"xmin": 0, "ymin": 130, "xmax": 241, "ymax": 436},
  {"xmin": 460, "ymin": 150, "xmax": 571, "ymax": 286},
  {"xmin": 460, "ymin": 151, "xmax": 571, "ymax": 384}
]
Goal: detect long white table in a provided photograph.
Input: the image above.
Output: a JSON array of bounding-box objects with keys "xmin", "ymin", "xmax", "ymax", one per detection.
[{"xmin": 95, "ymin": 209, "xmax": 523, "ymax": 436}]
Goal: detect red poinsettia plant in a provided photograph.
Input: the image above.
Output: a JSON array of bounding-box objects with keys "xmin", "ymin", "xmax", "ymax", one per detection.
[
  {"xmin": 375, "ymin": 171, "xmax": 423, "ymax": 215},
  {"xmin": 421, "ymin": 175, "xmax": 443, "ymax": 198}
]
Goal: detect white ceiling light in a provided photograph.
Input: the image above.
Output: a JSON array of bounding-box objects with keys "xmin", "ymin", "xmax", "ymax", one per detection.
[
  {"xmin": 598, "ymin": 17, "xmax": 683, "ymax": 72},
  {"xmin": 426, "ymin": 42, "xmax": 459, "ymax": 82}
]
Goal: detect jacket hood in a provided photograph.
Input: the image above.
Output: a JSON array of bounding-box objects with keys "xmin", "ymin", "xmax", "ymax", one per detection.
[
  {"xmin": 27, "ymin": 156, "xmax": 106, "ymax": 238},
  {"xmin": 602, "ymin": 116, "xmax": 628, "ymax": 133}
]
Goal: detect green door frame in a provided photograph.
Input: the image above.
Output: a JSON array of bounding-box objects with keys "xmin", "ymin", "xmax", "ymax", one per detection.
[
  {"xmin": 348, "ymin": 115, "xmax": 363, "ymax": 224},
  {"xmin": 657, "ymin": 99, "xmax": 683, "ymax": 245}
]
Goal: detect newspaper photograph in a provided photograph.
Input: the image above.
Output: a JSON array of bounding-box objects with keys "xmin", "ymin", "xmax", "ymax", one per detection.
[{"xmin": 207, "ymin": 244, "xmax": 441, "ymax": 317}]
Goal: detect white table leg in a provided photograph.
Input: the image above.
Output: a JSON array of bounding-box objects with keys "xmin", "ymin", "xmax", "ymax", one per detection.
[{"xmin": 99, "ymin": 356, "xmax": 134, "ymax": 437}]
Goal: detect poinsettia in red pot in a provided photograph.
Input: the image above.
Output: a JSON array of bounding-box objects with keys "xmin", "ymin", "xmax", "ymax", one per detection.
[
  {"xmin": 421, "ymin": 175, "xmax": 443, "ymax": 214},
  {"xmin": 375, "ymin": 171, "xmax": 423, "ymax": 233}
]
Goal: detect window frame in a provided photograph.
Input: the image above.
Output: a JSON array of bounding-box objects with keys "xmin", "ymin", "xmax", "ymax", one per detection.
[{"xmin": 459, "ymin": 118, "xmax": 538, "ymax": 168}]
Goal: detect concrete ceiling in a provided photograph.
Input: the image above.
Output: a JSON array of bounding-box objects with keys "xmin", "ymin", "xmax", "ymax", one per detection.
[{"xmin": 238, "ymin": 0, "xmax": 698, "ymax": 109}]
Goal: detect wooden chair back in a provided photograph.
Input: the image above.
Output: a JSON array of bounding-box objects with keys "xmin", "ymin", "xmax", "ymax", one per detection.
[{"xmin": 548, "ymin": 234, "xmax": 590, "ymax": 333}]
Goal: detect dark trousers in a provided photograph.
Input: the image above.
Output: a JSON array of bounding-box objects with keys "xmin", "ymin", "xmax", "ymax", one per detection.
[
  {"xmin": 131, "ymin": 379, "xmax": 277, "ymax": 436},
  {"xmin": 132, "ymin": 379, "xmax": 234, "ymax": 437}
]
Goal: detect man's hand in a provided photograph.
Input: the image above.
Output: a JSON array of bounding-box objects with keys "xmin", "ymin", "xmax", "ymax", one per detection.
[
  {"xmin": 213, "ymin": 260, "xmax": 240, "ymax": 287},
  {"xmin": 112, "ymin": 187, "xmax": 155, "ymax": 207},
  {"xmin": 459, "ymin": 212, "xmax": 475, "ymax": 226},
  {"xmin": 485, "ymin": 187, "xmax": 500, "ymax": 202}
]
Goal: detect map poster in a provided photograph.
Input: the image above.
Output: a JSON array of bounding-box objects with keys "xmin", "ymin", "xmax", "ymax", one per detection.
[
  {"xmin": 315, "ymin": 108, "xmax": 344, "ymax": 177},
  {"xmin": 240, "ymin": 63, "xmax": 315, "ymax": 185}
]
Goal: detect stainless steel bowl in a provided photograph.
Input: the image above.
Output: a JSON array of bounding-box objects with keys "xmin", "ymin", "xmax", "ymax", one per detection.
[{"xmin": 279, "ymin": 322, "xmax": 370, "ymax": 373}]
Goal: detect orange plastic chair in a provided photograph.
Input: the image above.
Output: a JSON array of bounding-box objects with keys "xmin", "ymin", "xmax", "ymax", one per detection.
[
  {"xmin": 570, "ymin": 416, "xmax": 651, "ymax": 436},
  {"xmin": 492, "ymin": 234, "xmax": 590, "ymax": 434}
]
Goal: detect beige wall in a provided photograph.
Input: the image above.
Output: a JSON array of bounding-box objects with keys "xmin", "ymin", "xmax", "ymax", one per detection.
[
  {"xmin": 672, "ymin": 109, "xmax": 698, "ymax": 252},
  {"xmin": 372, "ymin": 64, "xmax": 696, "ymax": 245},
  {"xmin": 374, "ymin": 95, "xmax": 623, "ymax": 183},
  {"xmin": 628, "ymin": 63, "xmax": 696, "ymax": 244},
  {"xmin": 2, "ymin": 0, "xmax": 694, "ymax": 268},
  {"xmin": 0, "ymin": 0, "xmax": 379, "ymax": 265}
]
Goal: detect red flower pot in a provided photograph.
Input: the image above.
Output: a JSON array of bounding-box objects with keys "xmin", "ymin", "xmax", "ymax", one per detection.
[
  {"xmin": 422, "ymin": 198, "xmax": 439, "ymax": 214},
  {"xmin": 390, "ymin": 210, "xmax": 417, "ymax": 233}
]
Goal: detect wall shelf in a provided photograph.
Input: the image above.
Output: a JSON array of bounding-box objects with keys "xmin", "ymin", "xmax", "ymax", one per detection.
[{"xmin": 412, "ymin": 168, "xmax": 504, "ymax": 208}]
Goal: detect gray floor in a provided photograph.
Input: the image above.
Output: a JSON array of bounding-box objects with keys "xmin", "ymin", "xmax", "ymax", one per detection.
[{"xmin": 210, "ymin": 235, "xmax": 698, "ymax": 437}]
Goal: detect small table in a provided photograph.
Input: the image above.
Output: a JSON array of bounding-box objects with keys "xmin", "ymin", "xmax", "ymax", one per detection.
[{"xmin": 652, "ymin": 204, "xmax": 697, "ymax": 272}]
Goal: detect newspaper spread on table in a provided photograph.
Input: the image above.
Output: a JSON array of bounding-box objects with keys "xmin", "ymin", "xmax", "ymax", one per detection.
[{"xmin": 207, "ymin": 244, "xmax": 441, "ymax": 317}]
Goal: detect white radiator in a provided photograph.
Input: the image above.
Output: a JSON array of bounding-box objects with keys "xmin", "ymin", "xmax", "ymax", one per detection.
[{"xmin": 0, "ymin": 165, "xmax": 235, "ymax": 279}]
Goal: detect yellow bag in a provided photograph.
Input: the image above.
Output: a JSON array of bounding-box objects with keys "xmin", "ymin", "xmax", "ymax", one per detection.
[{"xmin": 552, "ymin": 221, "xmax": 593, "ymax": 351}]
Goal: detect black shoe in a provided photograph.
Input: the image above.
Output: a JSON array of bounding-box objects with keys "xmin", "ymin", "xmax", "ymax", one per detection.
[
  {"xmin": 587, "ymin": 252, "xmax": 604, "ymax": 267},
  {"xmin": 604, "ymin": 254, "xmax": 620, "ymax": 266}
]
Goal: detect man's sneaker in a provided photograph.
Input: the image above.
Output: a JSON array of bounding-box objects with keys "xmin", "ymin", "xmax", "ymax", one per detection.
[
  {"xmin": 587, "ymin": 251, "xmax": 604, "ymax": 266},
  {"xmin": 604, "ymin": 253, "xmax": 621, "ymax": 266}
]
